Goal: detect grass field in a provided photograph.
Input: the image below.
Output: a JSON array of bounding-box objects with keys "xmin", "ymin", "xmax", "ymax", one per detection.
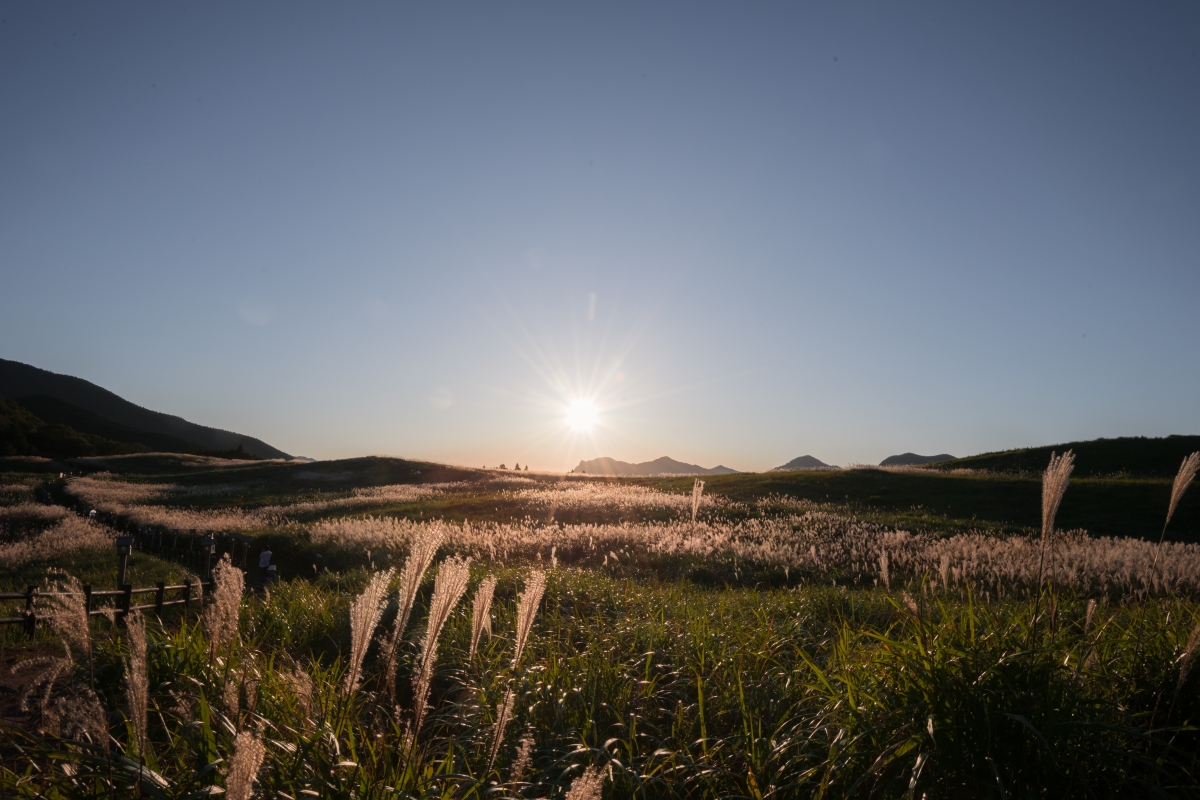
[{"xmin": 1, "ymin": 453, "xmax": 1198, "ymax": 798}]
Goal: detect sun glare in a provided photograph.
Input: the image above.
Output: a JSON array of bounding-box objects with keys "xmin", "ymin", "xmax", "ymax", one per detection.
[{"xmin": 565, "ymin": 400, "xmax": 599, "ymax": 432}]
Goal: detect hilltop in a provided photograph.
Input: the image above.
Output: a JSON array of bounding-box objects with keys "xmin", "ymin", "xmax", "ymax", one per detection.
[
  {"xmin": 573, "ymin": 456, "xmax": 737, "ymax": 476},
  {"xmin": 0, "ymin": 358, "xmax": 289, "ymax": 459},
  {"xmin": 771, "ymin": 455, "xmax": 831, "ymax": 471}
]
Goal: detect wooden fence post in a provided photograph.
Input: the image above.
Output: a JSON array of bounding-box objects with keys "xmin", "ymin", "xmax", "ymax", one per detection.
[
  {"xmin": 155, "ymin": 581, "xmax": 166, "ymax": 616},
  {"xmin": 83, "ymin": 584, "xmax": 93, "ymax": 615},
  {"xmin": 120, "ymin": 584, "xmax": 132, "ymax": 621}
]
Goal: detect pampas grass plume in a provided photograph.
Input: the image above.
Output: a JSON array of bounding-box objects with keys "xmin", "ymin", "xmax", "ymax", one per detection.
[
  {"xmin": 1042, "ymin": 450, "xmax": 1075, "ymax": 540},
  {"xmin": 383, "ymin": 525, "xmax": 443, "ymax": 699},
  {"xmin": 342, "ymin": 567, "xmax": 394, "ymax": 695},
  {"xmin": 565, "ymin": 765, "xmax": 605, "ymax": 800},
  {"xmin": 511, "ymin": 570, "xmax": 546, "ymax": 670},
  {"xmin": 204, "ymin": 554, "xmax": 244, "ymax": 657},
  {"xmin": 412, "ymin": 556, "xmax": 471, "ymax": 732},
  {"xmin": 1167, "ymin": 451, "xmax": 1199, "ymax": 532},
  {"xmin": 470, "ymin": 575, "xmax": 497, "ymax": 660},
  {"xmin": 226, "ymin": 729, "xmax": 265, "ymax": 800}
]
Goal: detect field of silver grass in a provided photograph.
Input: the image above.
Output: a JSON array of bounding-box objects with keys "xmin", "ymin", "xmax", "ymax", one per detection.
[{"xmin": 0, "ymin": 455, "xmax": 1198, "ymax": 797}]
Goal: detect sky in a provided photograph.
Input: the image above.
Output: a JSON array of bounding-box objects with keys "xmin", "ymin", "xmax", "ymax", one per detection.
[{"xmin": 2, "ymin": 3, "xmax": 1198, "ymax": 471}]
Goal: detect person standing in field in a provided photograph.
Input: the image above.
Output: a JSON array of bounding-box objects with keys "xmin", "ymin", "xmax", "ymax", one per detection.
[{"xmin": 258, "ymin": 543, "xmax": 273, "ymax": 585}]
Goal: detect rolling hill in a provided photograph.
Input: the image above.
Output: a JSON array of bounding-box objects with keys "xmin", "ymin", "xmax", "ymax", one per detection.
[
  {"xmin": 880, "ymin": 452, "xmax": 956, "ymax": 467},
  {"xmin": 572, "ymin": 456, "xmax": 737, "ymax": 476},
  {"xmin": 934, "ymin": 436, "xmax": 1200, "ymax": 478},
  {"xmin": 0, "ymin": 358, "xmax": 290, "ymax": 459}
]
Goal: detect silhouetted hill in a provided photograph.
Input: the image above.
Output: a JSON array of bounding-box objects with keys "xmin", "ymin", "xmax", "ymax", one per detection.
[
  {"xmin": 0, "ymin": 358, "xmax": 290, "ymax": 459},
  {"xmin": 881, "ymin": 452, "xmax": 956, "ymax": 467},
  {"xmin": 572, "ymin": 456, "xmax": 737, "ymax": 476},
  {"xmin": 937, "ymin": 436, "xmax": 1200, "ymax": 478},
  {"xmin": 16, "ymin": 395, "xmax": 215, "ymax": 455},
  {"xmin": 771, "ymin": 455, "xmax": 831, "ymax": 471}
]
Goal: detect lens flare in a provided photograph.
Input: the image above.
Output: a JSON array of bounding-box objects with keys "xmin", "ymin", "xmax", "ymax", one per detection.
[{"xmin": 565, "ymin": 400, "xmax": 599, "ymax": 432}]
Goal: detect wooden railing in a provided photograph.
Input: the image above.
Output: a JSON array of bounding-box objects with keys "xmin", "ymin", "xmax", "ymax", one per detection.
[{"xmin": 0, "ymin": 580, "xmax": 212, "ymax": 637}]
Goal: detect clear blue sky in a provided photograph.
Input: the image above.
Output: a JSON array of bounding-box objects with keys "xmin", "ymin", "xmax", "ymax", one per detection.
[{"xmin": 2, "ymin": 3, "xmax": 1198, "ymax": 470}]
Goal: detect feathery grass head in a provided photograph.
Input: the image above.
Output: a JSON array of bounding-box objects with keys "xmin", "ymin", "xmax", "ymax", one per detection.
[
  {"xmin": 342, "ymin": 567, "xmax": 394, "ymax": 695},
  {"xmin": 382, "ymin": 524, "xmax": 444, "ymax": 699},
  {"xmin": 511, "ymin": 570, "xmax": 547, "ymax": 670},
  {"xmin": 204, "ymin": 554, "xmax": 244, "ymax": 657},
  {"xmin": 1167, "ymin": 451, "xmax": 1200, "ymax": 532},
  {"xmin": 123, "ymin": 610, "xmax": 149, "ymax": 757},
  {"xmin": 226, "ymin": 729, "xmax": 265, "ymax": 800},
  {"xmin": 1042, "ymin": 450, "xmax": 1075, "ymax": 540},
  {"xmin": 412, "ymin": 556, "xmax": 471, "ymax": 732},
  {"xmin": 691, "ymin": 479, "xmax": 705, "ymax": 524},
  {"xmin": 45, "ymin": 573, "xmax": 91, "ymax": 672},
  {"xmin": 565, "ymin": 765, "xmax": 605, "ymax": 800},
  {"xmin": 510, "ymin": 735, "xmax": 535, "ymax": 784},
  {"xmin": 470, "ymin": 575, "xmax": 497, "ymax": 660}
]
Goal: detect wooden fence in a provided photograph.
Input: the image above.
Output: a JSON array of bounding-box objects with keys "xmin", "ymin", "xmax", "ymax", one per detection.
[{"xmin": 0, "ymin": 580, "xmax": 212, "ymax": 637}]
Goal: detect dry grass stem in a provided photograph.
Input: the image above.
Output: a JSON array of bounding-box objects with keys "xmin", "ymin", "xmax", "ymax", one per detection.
[
  {"xmin": 691, "ymin": 479, "xmax": 705, "ymax": 525},
  {"xmin": 488, "ymin": 688, "xmax": 515, "ymax": 771},
  {"xmin": 469, "ymin": 575, "xmax": 497, "ymax": 660},
  {"xmin": 123, "ymin": 610, "xmax": 149, "ymax": 756},
  {"xmin": 226, "ymin": 729, "xmax": 266, "ymax": 800},
  {"xmin": 45, "ymin": 574, "xmax": 92, "ymax": 678},
  {"xmin": 412, "ymin": 556, "xmax": 471, "ymax": 732},
  {"xmin": 342, "ymin": 567, "xmax": 394, "ymax": 694},
  {"xmin": 511, "ymin": 570, "xmax": 547, "ymax": 670}
]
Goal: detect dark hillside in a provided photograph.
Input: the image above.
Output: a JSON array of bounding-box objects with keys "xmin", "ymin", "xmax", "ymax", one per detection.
[
  {"xmin": 16, "ymin": 395, "xmax": 212, "ymax": 455},
  {"xmin": 936, "ymin": 435, "xmax": 1200, "ymax": 478},
  {"xmin": 0, "ymin": 358, "xmax": 289, "ymax": 459}
]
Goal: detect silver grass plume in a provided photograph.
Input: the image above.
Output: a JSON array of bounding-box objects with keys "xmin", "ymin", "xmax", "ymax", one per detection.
[
  {"xmin": 45, "ymin": 574, "xmax": 92, "ymax": 681},
  {"xmin": 511, "ymin": 570, "xmax": 547, "ymax": 670},
  {"xmin": 1165, "ymin": 452, "xmax": 1200, "ymax": 535},
  {"xmin": 1037, "ymin": 450, "xmax": 1075, "ymax": 586},
  {"xmin": 565, "ymin": 765, "xmax": 605, "ymax": 800},
  {"xmin": 1042, "ymin": 450, "xmax": 1075, "ymax": 541},
  {"xmin": 383, "ymin": 525, "xmax": 443, "ymax": 699},
  {"xmin": 226, "ymin": 729, "xmax": 266, "ymax": 800},
  {"xmin": 510, "ymin": 735, "xmax": 535, "ymax": 784},
  {"xmin": 469, "ymin": 575, "xmax": 497, "ymax": 660},
  {"xmin": 691, "ymin": 479, "xmax": 705, "ymax": 525},
  {"xmin": 412, "ymin": 556, "xmax": 471, "ymax": 733},
  {"xmin": 43, "ymin": 689, "xmax": 107, "ymax": 750},
  {"xmin": 342, "ymin": 567, "xmax": 394, "ymax": 695},
  {"xmin": 879, "ymin": 550, "xmax": 890, "ymax": 591},
  {"xmin": 1177, "ymin": 622, "xmax": 1200, "ymax": 697},
  {"xmin": 123, "ymin": 610, "xmax": 149, "ymax": 756},
  {"xmin": 487, "ymin": 688, "xmax": 515, "ymax": 771},
  {"xmin": 204, "ymin": 554, "xmax": 244, "ymax": 657}
]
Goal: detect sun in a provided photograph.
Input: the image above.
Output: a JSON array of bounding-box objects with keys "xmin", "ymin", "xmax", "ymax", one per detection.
[{"xmin": 564, "ymin": 399, "xmax": 599, "ymax": 432}]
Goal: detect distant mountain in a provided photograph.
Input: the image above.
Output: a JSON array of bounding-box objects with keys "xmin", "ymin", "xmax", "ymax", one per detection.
[
  {"xmin": 880, "ymin": 452, "xmax": 956, "ymax": 467},
  {"xmin": 572, "ymin": 456, "xmax": 737, "ymax": 476},
  {"xmin": 771, "ymin": 455, "xmax": 831, "ymax": 471},
  {"xmin": 936, "ymin": 436, "xmax": 1200, "ymax": 478},
  {"xmin": 0, "ymin": 358, "xmax": 290, "ymax": 459}
]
